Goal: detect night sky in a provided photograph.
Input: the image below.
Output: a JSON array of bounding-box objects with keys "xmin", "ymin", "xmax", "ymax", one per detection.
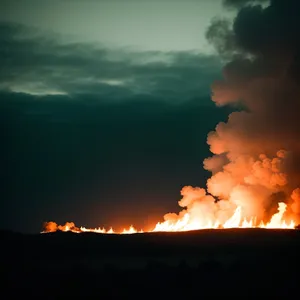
[{"xmin": 1, "ymin": 0, "xmax": 233, "ymax": 233}]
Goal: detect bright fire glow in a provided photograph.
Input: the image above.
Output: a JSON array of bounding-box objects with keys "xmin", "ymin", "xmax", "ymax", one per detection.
[{"xmin": 42, "ymin": 202, "xmax": 296, "ymax": 235}]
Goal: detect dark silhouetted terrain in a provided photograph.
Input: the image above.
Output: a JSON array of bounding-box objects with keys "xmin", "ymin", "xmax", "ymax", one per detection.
[{"xmin": 1, "ymin": 229, "xmax": 300, "ymax": 299}]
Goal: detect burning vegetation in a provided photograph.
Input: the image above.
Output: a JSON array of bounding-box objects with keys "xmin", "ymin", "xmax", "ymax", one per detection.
[
  {"xmin": 43, "ymin": 200, "xmax": 295, "ymax": 234},
  {"xmin": 42, "ymin": 0, "xmax": 300, "ymax": 234}
]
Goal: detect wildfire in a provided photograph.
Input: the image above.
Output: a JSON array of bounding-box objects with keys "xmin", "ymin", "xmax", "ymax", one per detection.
[
  {"xmin": 42, "ymin": 202, "xmax": 296, "ymax": 235},
  {"xmin": 35, "ymin": 0, "xmax": 300, "ymax": 238}
]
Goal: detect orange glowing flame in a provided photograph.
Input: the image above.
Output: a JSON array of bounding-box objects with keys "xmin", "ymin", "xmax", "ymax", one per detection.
[{"xmin": 42, "ymin": 202, "xmax": 296, "ymax": 235}]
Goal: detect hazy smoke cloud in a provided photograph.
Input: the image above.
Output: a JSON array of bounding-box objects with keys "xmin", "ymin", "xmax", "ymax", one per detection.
[
  {"xmin": 207, "ymin": 0, "xmax": 300, "ymax": 219},
  {"xmin": 161, "ymin": 0, "xmax": 300, "ymax": 226}
]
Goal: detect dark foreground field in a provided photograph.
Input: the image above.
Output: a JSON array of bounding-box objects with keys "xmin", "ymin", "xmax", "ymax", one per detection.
[{"xmin": 1, "ymin": 228, "xmax": 300, "ymax": 299}]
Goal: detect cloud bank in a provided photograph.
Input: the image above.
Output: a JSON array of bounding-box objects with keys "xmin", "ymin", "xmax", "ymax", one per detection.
[{"xmin": 0, "ymin": 21, "xmax": 221, "ymax": 103}]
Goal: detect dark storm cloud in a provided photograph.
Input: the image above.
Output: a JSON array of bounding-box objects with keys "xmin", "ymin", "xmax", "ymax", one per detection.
[{"xmin": 0, "ymin": 21, "xmax": 221, "ymax": 102}]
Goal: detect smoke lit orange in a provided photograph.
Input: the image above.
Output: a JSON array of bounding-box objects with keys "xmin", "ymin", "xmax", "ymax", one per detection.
[{"xmin": 42, "ymin": 153, "xmax": 300, "ymax": 234}]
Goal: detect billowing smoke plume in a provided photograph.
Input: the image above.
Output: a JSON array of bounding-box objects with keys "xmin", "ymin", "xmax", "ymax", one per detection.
[{"xmin": 161, "ymin": 0, "xmax": 300, "ymax": 226}]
